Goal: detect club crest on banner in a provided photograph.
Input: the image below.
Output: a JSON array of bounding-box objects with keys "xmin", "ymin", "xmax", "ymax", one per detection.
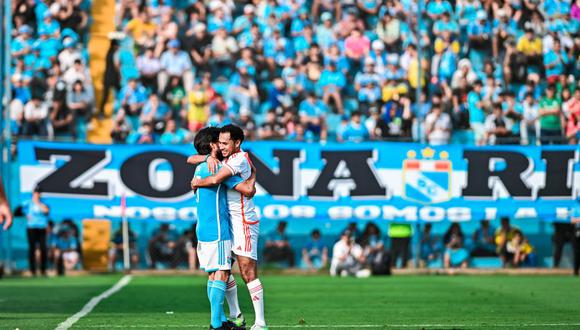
[{"xmin": 402, "ymin": 147, "xmax": 452, "ymax": 204}]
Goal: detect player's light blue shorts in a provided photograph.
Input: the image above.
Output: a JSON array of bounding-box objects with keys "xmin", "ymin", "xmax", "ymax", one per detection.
[{"xmin": 197, "ymin": 240, "xmax": 232, "ymax": 273}]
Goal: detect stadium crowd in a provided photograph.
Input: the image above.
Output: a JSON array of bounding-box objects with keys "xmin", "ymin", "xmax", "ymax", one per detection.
[{"xmin": 7, "ymin": 0, "xmax": 580, "ymax": 145}]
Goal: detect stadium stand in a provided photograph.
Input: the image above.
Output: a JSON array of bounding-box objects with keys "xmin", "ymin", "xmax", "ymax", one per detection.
[
  {"xmin": 8, "ymin": 0, "xmax": 580, "ymax": 145},
  {"xmin": 4, "ymin": 0, "xmax": 580, "ymax": 274}
]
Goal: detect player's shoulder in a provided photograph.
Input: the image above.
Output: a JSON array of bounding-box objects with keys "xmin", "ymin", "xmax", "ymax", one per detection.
[
  {"xmin": 225, "ymin": 151, "xmax": 249, "ymax": 165},
  {"xmin": 195, "ymin": 162, "xmax": 210, "ymax": 176}
]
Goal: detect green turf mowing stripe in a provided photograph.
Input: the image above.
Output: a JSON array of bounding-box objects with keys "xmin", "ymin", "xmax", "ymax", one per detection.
[
  {"xmin": 0, "ymin": 275, "xmax": 123, "ymax": 330},
  {"xmin": 55, "ymin": 275, "xmax": 132, "ymax": 330}
]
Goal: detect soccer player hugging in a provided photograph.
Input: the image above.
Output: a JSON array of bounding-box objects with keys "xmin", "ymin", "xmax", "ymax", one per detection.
[{"xmin": 190, "ymin": 125, "xmax": 268, "ymax": 330}]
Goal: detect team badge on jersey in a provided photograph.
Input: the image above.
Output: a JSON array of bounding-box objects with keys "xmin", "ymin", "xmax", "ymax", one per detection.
[{"xmin": 402, "ymin": 148, "xmax": 452, "ymax": 204}]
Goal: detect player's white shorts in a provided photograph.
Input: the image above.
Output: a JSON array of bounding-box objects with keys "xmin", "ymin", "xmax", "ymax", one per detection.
[
  {"xmin": 231, "ymin": 220, "xmax": 260, "ymax": 260},
  {"xmin": 197, "ymin": 240, "xmax": 232, "ymax": 272}
]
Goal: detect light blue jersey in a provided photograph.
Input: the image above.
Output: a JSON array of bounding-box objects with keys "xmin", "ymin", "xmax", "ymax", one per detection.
[
  {"xmin": 195, "ymin": 162, "xmax": 243, "ymax": 243},
  {"xmin": 23, "ymin": 200, "xmax": 49, "ymax": 229}
]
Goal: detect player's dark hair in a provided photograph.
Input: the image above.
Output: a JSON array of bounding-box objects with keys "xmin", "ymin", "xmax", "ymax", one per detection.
[
  {"xmin": 220, "ymin": 124, "xmax": 245, "ymax": 143},
  {"xmin": 194, "ymin": 127, "xmax": 214, "ymax": 155}
]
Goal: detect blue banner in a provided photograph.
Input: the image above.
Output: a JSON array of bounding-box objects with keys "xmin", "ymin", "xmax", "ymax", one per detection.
[{"xmin": 17, "ymin": 141, "xmax": 580, "ymax": 222}]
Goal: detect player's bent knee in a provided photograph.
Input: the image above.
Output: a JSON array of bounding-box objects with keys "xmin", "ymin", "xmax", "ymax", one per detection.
[{"xmin": 214, "ymin": 270, "xmax": 230, "ymax": 282}]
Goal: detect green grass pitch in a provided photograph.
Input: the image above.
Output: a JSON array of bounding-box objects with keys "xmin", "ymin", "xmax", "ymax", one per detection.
[{"xmin": 1, "ymin": 274, "xmax": 580, "ymax": 329}]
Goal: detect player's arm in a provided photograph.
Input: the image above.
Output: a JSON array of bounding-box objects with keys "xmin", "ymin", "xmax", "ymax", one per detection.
[
  {"xmin": 234, "ymin": 162, "xmax": 257, "ymax": 198},
  {"xmin": 187, "ymin": 154, "xmax": 219, "ymax": 174},
  {"xmin": 191, "ymin": 166, "xmax": 233, "ymax": 189},
  {"xmin": 0, "ymin": 178, "xmax": 12, "ymax": 230},
  {"xmin": 233, "ymin": 180, "xmax": 256, "ymax": 198}
]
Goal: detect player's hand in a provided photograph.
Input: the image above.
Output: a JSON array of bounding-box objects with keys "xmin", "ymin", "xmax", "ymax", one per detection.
[
  {"xmin": 0, "ymin": 203, "xmax": 13, "ymax": 230},
  {"xmin": 206, "ymin": 156, "xmax": 219, "ymax": 174},
  {"xmin": 191, "ymin": 178, "xmax": 201, "ymax": 192}
]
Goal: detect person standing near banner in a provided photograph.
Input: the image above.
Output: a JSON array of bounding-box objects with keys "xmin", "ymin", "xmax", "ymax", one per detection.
[
  {"xmin": 22, "ymin": 186, "xmax": 50, "ymax": 276},
  {"xmin": 0, "ymin": 178, "xmax": 13, "ymax": 278}
]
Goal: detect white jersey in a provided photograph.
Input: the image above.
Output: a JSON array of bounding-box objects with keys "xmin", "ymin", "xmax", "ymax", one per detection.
[
  {"xmin": 223, "ymin": 150, "xmax": 259, "ymax": 225},
  {"xmin": 223, "ymin": 150, "xmax": 260, "ymax": 259}
]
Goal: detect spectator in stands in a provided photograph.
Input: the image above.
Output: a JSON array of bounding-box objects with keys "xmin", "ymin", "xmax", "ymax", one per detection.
[
  {"xmin": 120, "ymin": 78, "xmax": 148, "ymax": 117},
  {"xmin": 330, "ymin": 230, "xmax": 365, "ymax": 277},
  {"xmin": 264, "ymin": 221, "xmax": 295, "ymax": 267},
  {"xmin": 485, "ymin": 102, "xmax": 514, "ymax": 145},
  {"xmin": 467, "ymin": 10, "xmax": 491, "ymax": 72},
  {"xmin": 544, "ymin": 38, "xmax": 569, "ymax": 85},
  {"xmin": 184, "ymin": 23, "xmax": 212, "ymax": 71},
  {"xmin": 506, "ymin": 230, "xmax": 537, "ymax": 267},
  {"xmin": 522, "ymin": 92, "xmax": 540, "ymax": 145},
  {"xmin": 471, "ymin": 220, "xmax": 497, "ymax": 257},
  {"xmin": 23, "ymin": 186, "xmax": 50, "ymax": 276},
  {"xmin": 124, "ymin": 8, "xmax": 157, "ymax": 49},
  {"xmin": 302, "ymin": 229, "xmax": 328, "ymax": 271},
  {"xmin": 299, "ymin": 92, "xmax": 328, "ymax": 141},
  {"xmin": 23, "ymin": 96, "xmax": 49, "ymax": 137},
  {"xmin": 425, "ymin": 104, "xmax": 452, "ymax": 145},
  {"xmin": 110, "ymin": 110, "xmax": 133, "ymax": 143},
  {"xmin": 136, "ymin": 47, "xmax": 161, "ymax": 94},
  {"xmin": 516, "ymin": 27, "xmax": 543, "ymax": 74},
  {"xmin": 163, "ymin": 76, "xmax": 186, "ymax": 115},
  {"xmin": 361, "ymin": 223, "xmax": 390, "ymax": 275},
  {"xmin": 67, "ymin": 80, "xmax": 94, "ymax": 121},
  {"xmin": 467, "ymin": 80, "xmax": 486, "ymax": 145},
  {"xmin": 443, "ymin": 223, "xmax": 469, "ymax": 268},
  {"xmin": 53, "ymin": 224, "xmax": 80, "ymax": 275},
  {"xmin": 50, "ymin": 98, "xmax": 74, "ymax": 139},
  {"xmin": 538, "ymin": 85, "xmax": 563, "ymax": 144},
  {"xmin": 389, "ymin": 223, "xmax": 412, "ymax": 269},
  {"xmin": 420, "ymin": 223, "xmax": 440, "ymax": 267},
  {"xmin": 338, "ymin": 111, "xmax": 370, "ymax": 143},
  {"xmin": 127, "ymin": 121, "xmax": 157, "ymax": 144},
  {"xmin": 495, "ymin": 217, "xmax": 519, "ymax": 267},
  {"xmin": 236, "ymin": 108, "xmax": 257, "ymax": 140},
  {"xmin": 345, "ymin": 27, "xmax": 370, "ymax": 73},
  {"xmin": 503, "ymin": 92, "xmax": 524, "ymax": 144},
  {"xmin": 210, "ymin": 25, "xmax": 238, "ymax": 79},
  {"xmin": 140, "ymin": 93, "xmax": 171, "ymax": 131},
  {"xmin": 318, "ymin": 61, "xmax": 346, "ymax": 114},
  {"xmin": 148, "ymin": 223, "xmax": 179, "ymax": 269},
  {"xmin": 355, "ymin": 59, "xmax": 382, "ymax": 114},
  {"xmin": 59, "ymin": 39, "xmax": 82, "ymax": 73},
  {"xmin": 99, "ymin": 38, "xmax": 121, "ymax": 117},
  {"xmin": 258, "ymin": 110, "xmax": 285, "ymax": 140},
  {"xmin": 159, "ymin": 119, "xmax": 191, "ymax": 145},
  {"xmin": 376, "ymin": 97, "xmax": 413, "ymax": 140},
  {"xmin": 109, "ymin": 224, "xmax": 139, "ymax": 271},
  {"xmin": 228, "ymin": 62, "xmax": 259, "ymax": 114},
  {"xmin": 159, "ymin": 39, "xmax": 194, "ymax": 92},
  {"xmin": 63, "ymin": 59, "xmax": 92, "ymax": 89}
]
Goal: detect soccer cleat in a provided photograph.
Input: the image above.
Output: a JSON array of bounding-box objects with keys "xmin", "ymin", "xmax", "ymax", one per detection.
[
  {"xmin": 250, "ymin": 325, "xmax": 269, "ymax": 330},
  {"xmin": 209, "ymin": 325, "xmax": 226, "ymax": 330},
  {"xmin": 226, "ymin": 313, "xmax": 246, "ymax": 330}
]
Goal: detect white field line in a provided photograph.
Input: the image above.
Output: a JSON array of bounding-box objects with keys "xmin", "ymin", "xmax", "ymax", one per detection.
[
  {"xmin": 81, "ymin": 323, "xmax": 580, "ymax": 328},
  {"xmin": 55, "ymin": 275, "xmax": 133, "ymax": 330}
]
